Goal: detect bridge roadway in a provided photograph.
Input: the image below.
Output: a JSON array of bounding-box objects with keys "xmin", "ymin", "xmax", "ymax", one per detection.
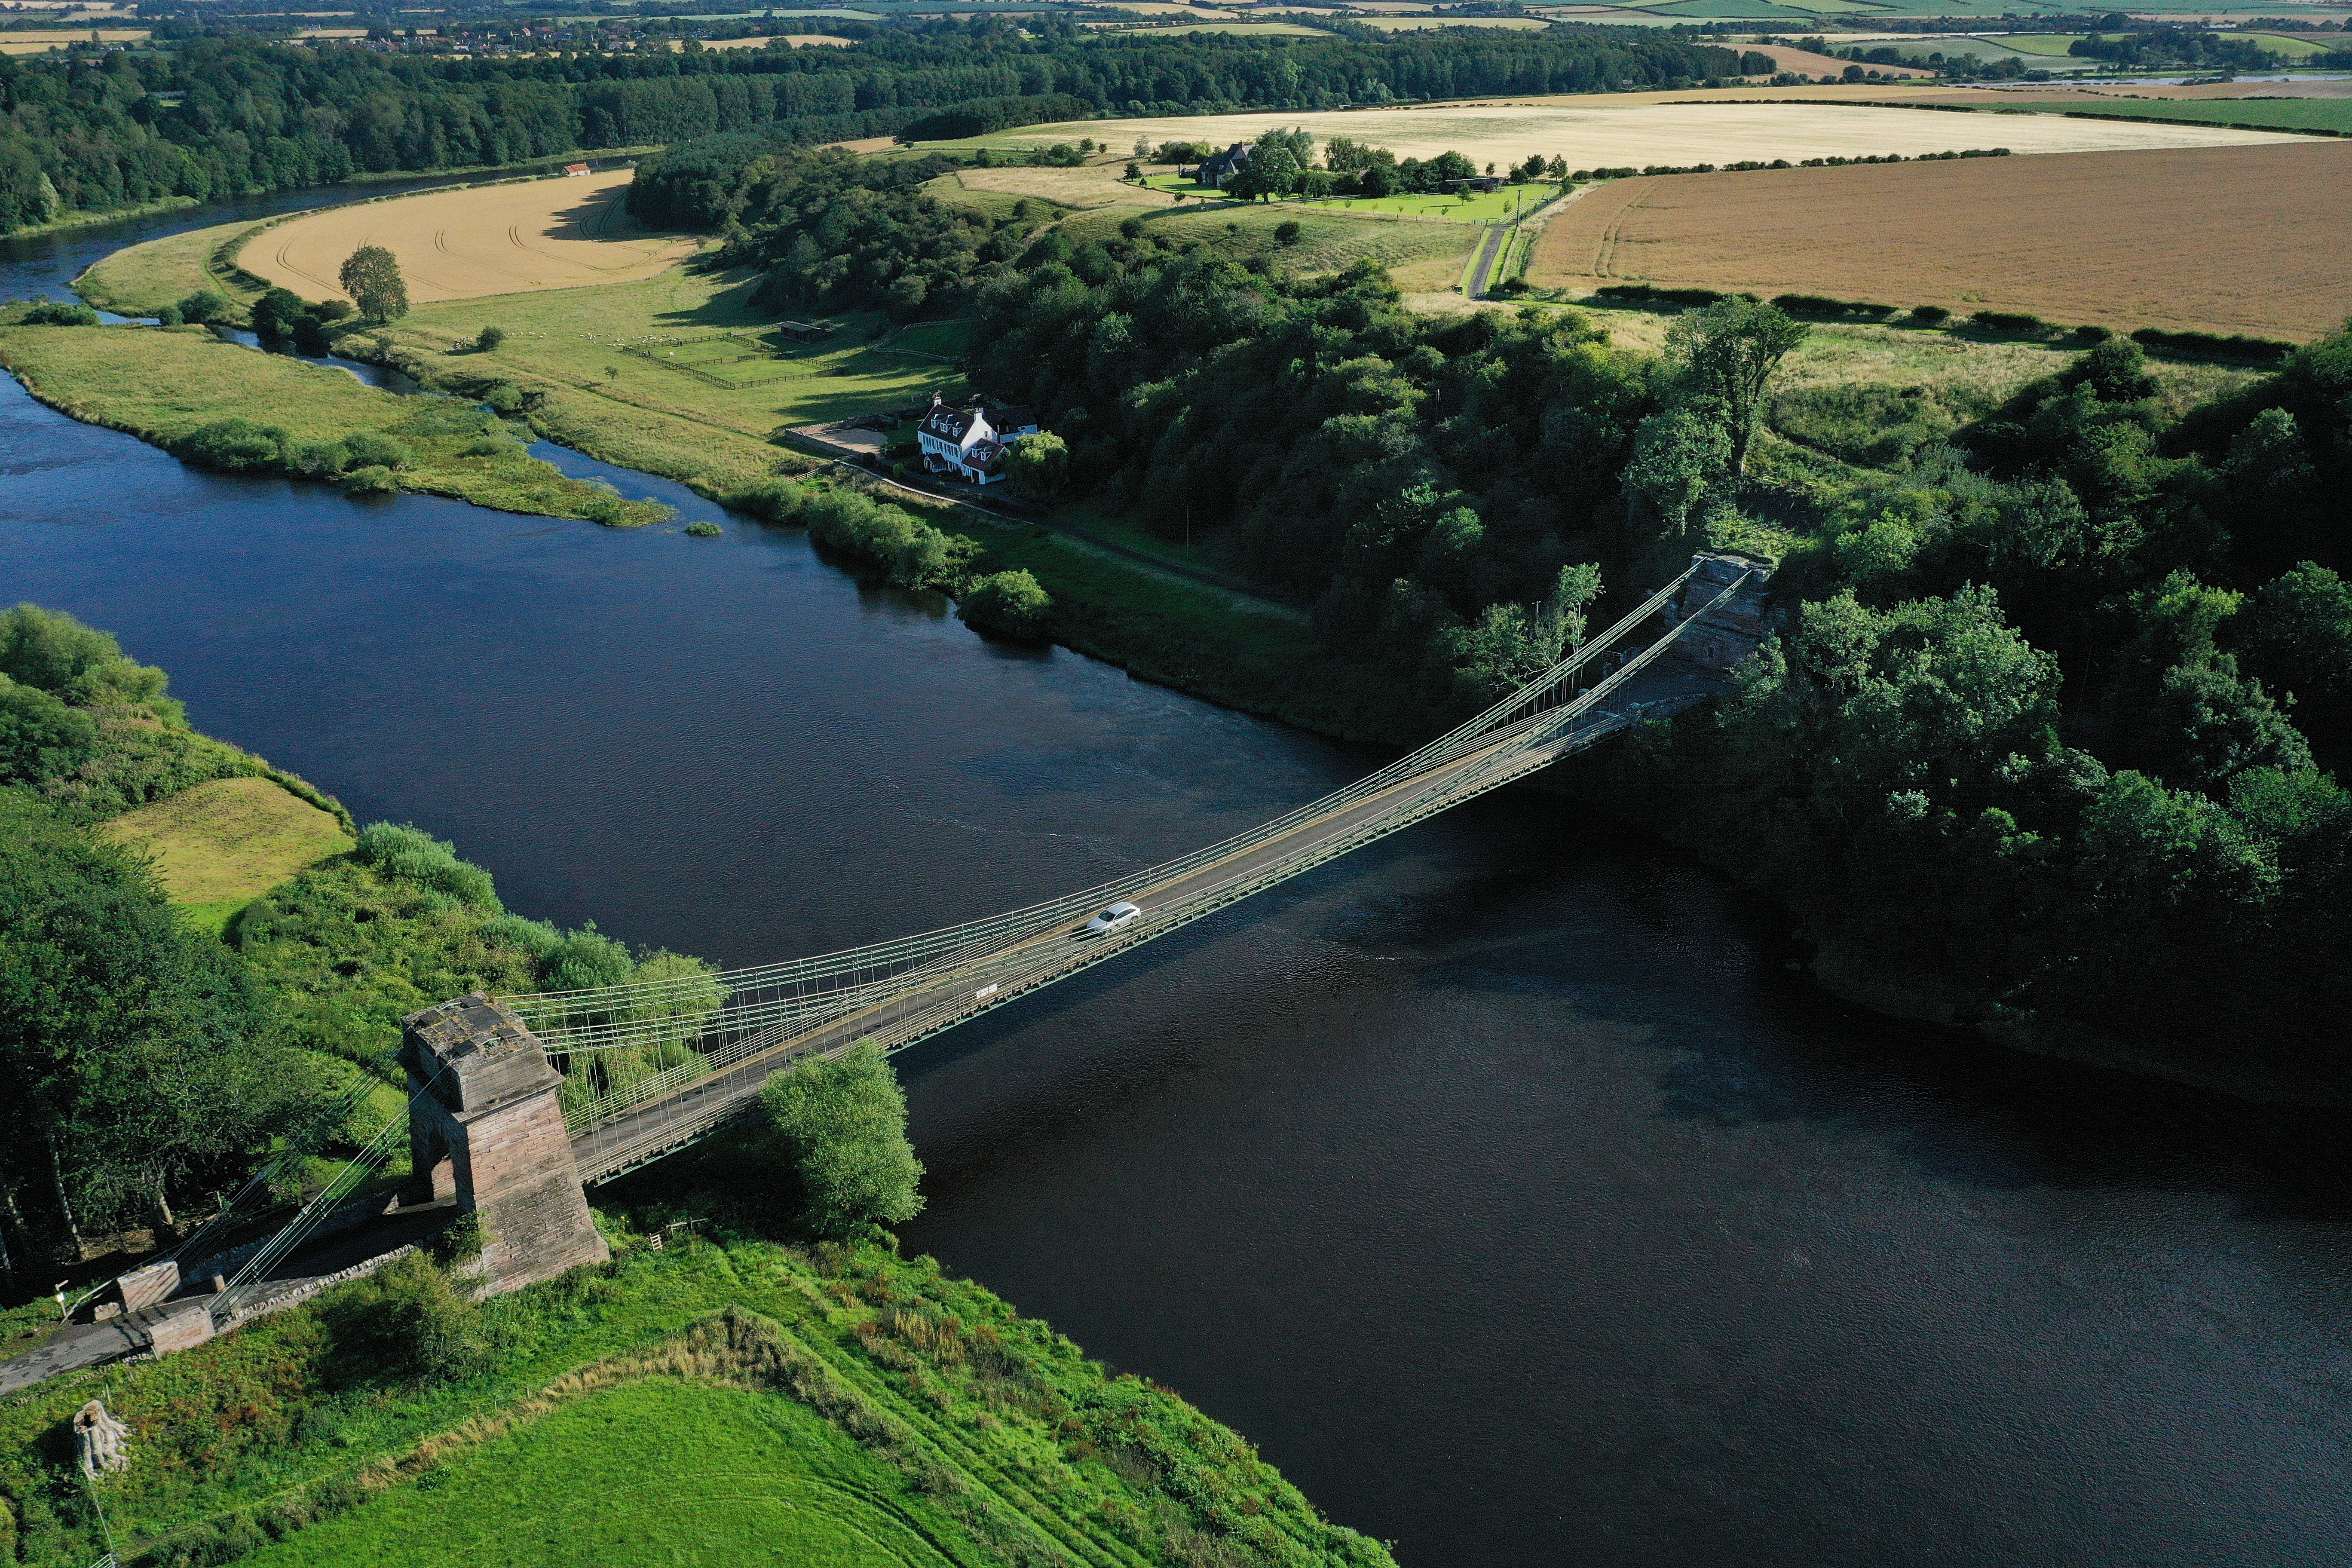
[{"xmin": 566, "ymin": 653, "xmax": 1729, "ymax": 1183}]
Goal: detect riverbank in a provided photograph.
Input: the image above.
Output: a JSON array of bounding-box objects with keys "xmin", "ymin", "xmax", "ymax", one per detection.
[{"xmin": 0, "ymin": 324, "xmax": 670, "ymax": 526}]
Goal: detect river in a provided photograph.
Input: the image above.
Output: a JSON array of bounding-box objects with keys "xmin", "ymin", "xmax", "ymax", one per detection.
[{"xmin": 7, "ymin": 206, "xmax": 2352, "ymax": 1568}]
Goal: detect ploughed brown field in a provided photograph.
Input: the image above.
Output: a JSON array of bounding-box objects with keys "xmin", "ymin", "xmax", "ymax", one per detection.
[{"xmin": 1529, "ymin": 142, "xmax": 2352, "ymax": 341}]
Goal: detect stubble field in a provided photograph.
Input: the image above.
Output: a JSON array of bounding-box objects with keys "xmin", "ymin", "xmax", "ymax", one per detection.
[
  {"xmin": 972, "ymin": 101, "xmax": 2297, "ymax": 171},
  {"xmin": 1528, "ymin": 141, "xmax": 2352, "ymax": 340},
  {"xmin": 237, "ymin": 172, "xmax": 699, "ymax": 306}
]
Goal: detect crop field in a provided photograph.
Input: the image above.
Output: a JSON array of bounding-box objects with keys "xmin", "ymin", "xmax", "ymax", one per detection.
[
  {"xmin": 1347, "ymin": 14, "xmax": 1558, "ymax": 26},
  {"xmin": 1528, "ymin": 141, "xmax": 2352, "ymax": 339},
  {"xmin": 2049, "ymin": 96, "xmax": 2352, "ymax": 134},
  {"xmin": 948, "ymin": 163, "xmax": 1173, "ymax": 208},
  {"xmin": 95, "ymin": 777, "xmax": 352, "ymax": 935},
  {"xmin": 239, "ymin": 172, "xmax": 700, "ymax": 306},
  {"xmin": 972, "ymin": 101, "xmax": 2299, "ymax": 172},
  {"xmin": 0, "ymin": 27, "xmax": 147, "ymax": 51}
]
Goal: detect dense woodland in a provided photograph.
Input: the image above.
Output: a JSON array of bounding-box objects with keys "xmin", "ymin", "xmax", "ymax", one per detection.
[
  {"xmin": 0, "ymin": 21, "xmax": 1748, "ymax": 231},
  {"xmin": 635, "ymin": 132, "xmax": 2352, "ymax": 1088}
]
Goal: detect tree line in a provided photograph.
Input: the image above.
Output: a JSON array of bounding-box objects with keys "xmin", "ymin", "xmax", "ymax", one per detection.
[{"xmin": 0, "ymin": 20, "xmax": 1748, "ymax": 232}]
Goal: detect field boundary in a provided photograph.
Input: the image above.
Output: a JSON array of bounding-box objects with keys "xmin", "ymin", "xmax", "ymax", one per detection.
[{"xmin": 2060, "ymin": 107, "xmax": 2349, "ymax": 138}]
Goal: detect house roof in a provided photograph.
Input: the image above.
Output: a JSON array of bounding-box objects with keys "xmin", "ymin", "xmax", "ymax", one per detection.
[
  {"xmin": 924, "ymin": 405, "xmax": 981, "ymax": 440},
  {"xmin": 985, "ymin": 405, "xmax": 1037, "ymax": 432},
  {"xmin": 965, "ymin": 439, "xmax": 1005, "ymax": 471}
]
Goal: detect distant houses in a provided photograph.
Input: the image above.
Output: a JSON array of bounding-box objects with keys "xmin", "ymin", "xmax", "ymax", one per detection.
[{"xmin": 917, "ymin": 393, "xmax": 1041, "ymax": 485}]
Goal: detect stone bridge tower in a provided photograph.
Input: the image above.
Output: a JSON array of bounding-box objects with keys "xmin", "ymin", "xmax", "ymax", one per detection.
[
  {"xmin": 1666, "ymin": 550, "xmax": 1776, "ymax": 671},
  {"xmin": 402, "ymin": 995, "xmax": 608, "ymax": 1295}
]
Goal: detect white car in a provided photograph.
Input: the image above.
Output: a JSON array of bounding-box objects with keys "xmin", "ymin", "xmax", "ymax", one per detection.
[{"xmin": 1080, "ymin": 902, "xmax": 1142, "ymax": 937}]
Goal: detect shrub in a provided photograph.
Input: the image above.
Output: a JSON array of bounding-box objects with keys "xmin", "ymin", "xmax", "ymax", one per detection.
[
  {"xmin": 1770, "ymin": 293, "xmax": 1896, "ymax": 321},
  {"xmin": 482, "ymin": 381, "xmax": 525, "ymax": 413},
  {"xmin": 1274, "ymin": 219, "xmax": 1302, "ymax": 245},
  {"xmin": 317, "ymin": 1251, "xmax": 489, "ymax": 1384},
  {"xmin": 312, "ymin": 299, "xmax": 355, "ymax": 323},
  {"xmin": 339, "ymin": 431, "xmax": 413, "ymax": 470},
  {"xmin": 2128, "ymin": 326, "xmax": 2294, "ymax": 364},
  {"xmin": 19, "ymin": 300, "xmax": 97, "ymax": 325},
  {"xmin": 1969, "ymin": 309, "xmax": 2047, "ymax": 334},
  {"xmin": 475, "ymin": 325, "xmax": 506, "ymax": 352},
  {"xmin": 174, "ymin": 417, "xmax": 287, "ymax": 473},
  {"xmin": 286, "ymin": 439, "xmax": 350, "ymax": 478},
  {"xmin": 352, "ymin": 822, "xmax": 501, "ymax": 907},
  {"xmin": 760, "ymin": 1040, "xmax": 925, "ymax": 1237},
  {"xmin": 958, "ymin": 570, "xmax": 1053, "ymax": 640},
  {"xmin": 685, "ymin": 521, "xmax": 723, "ymax": 537},
  {"xmin": 2073, "ymin": 323, "xmax": 2113, "ymax": 343},
  {"xmin": 154, "ymin": 304, "xmax": 184, "ymax": 327},
  {"xmin": 1908, "ymin": 305, "xmax": 1951, "ymax": 326},
  {"xmin": 341, "ymin": 464, "xmax": 398, "ymax": 496},
  {"xmin": 176, "ymin": 289, "xmax": 234, "ymax": 325}
]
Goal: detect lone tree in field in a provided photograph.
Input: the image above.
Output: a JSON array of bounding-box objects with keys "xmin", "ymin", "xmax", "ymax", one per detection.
[
  {"xmin": 760, "ymin": 1041, "xmax": 924, "ymax": 1238},
  {"xmin": 1666, "ymin": 296, "xmax": 1807, "ymax": 480},
  {"xmin": 338, "ymin": 245, "xmax": 409, "ymax": 322}
]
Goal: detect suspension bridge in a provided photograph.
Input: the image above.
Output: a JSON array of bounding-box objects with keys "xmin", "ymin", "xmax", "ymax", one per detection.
[{"xmin": 3, "ymin": 552, "xmax": 1768, "ymax": 1390}]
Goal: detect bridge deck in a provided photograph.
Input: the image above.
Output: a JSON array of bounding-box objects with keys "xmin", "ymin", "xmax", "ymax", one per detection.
[{"xmin": 568, "ymin": 655, "xmax": 1728, "ymax": 1182}]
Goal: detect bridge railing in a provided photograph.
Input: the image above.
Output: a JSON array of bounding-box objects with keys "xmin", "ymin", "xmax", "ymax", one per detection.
[{"xmin": 556, "ymin": 569, "xmax": 1757, "ymax": 1176}]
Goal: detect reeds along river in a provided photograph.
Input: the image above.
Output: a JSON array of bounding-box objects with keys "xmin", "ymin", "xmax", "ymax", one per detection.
[{"xmin": 10, "ymin": 208, "xmax": 2352, "ymax": 1568}]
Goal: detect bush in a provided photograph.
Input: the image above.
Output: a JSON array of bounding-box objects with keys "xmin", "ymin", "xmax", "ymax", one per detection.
[
  {"xmin": 482, "ymin": 381, "xmax": 525, "ymax": 413},
  {"xmin": 2073, "ymin": 323, "xmax": 2114, "ymax": 344},
  {"xmin": 475, "ymin": 325, "xmax": 506, "ymax": 352},
  {"xmin": 174, "ymin": 418, "xmax": 287, "ymax": 473},
  {"xmin": 341, "ymin": 464, "xmax": 398, "ymax": 496},
  {"xmin": 155, "ymin": 304, "xmax": 184, "ymax": 327},
  {"xmin": 19, "ymin": 300, "xmax": 97, "ymax": 325},
  {"xmin": 760, "ymin": 1040, "xmax": 925, "ymax": 1237},
  {"xmin": 352, "ymin": 821, "xmax": 501, "ymax": 908},
  {"xmin": 1969, "ymin": 309, "xmax": 2047, "ymax": 334},
  {"xmin": 2129, "ymin": 326, "xmax": 2294, "ymax": 364},
  {"xmin": 176, "ymin": 289, "xmax": 235, "ymax": 325},
  {"xmin": 286, "ymin": 439, "xmax": 349, "ymax": 478},
  {"xmin": 317, "ymin": 1251, "xmax": 489, "ymax": 1385},
  {"xmin": 685, "ymin": 521, "xmax": 722, "ymax": 537},
  {"xmin": 1274, "ymin": 219, "xmax": 1303, "ymax": 245},
  {"xmin": 1770, "ymin": 293, "xmax": 1896, "ymax": 321},
  {"xmin": 957, "ymin": 570, "xmax": 1053, "ymax": 640},
  {"xmin": 1908, "ymin": 305, "xmax": 1951, "ymax": 326},
  {"xmin": 339, "ymin": 431, "xmax": 413, "ymax": 471}
]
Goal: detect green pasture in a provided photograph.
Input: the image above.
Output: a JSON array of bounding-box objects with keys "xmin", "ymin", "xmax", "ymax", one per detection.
[
  {"xmin": 240, "ymin": 1380, "xmax": 965, "ymax": 1568},
  {"xmin": 2045, "ymin": 96, "xmax": 2352, "ymax": 133},
  {"xmin": 1142, "ymin": 172, "xmax": 1553, "ymax": 224},
  {"xmin": 1069, "ymin": 199, "xmax": 1478, "ymax": 276}
]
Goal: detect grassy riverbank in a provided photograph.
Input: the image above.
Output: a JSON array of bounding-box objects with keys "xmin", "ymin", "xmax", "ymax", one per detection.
[
  {"xmin": 0, "ymin": 325, "xmax": 669, "ymax": 525},
  {"xmin": 0, "ymin": 1189, "xmax": 1393, "ymax": 1568}
]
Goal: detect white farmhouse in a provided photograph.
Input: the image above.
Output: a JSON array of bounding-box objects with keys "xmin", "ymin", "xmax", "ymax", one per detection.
[{"xmin": 916, "ymin": 393, "xmax": 1041, "ymax": 485}]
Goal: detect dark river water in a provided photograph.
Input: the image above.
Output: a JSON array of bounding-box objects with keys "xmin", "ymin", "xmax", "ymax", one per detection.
[{"xmin": 9, "ymin": 209, "xmax": 2352, "ymax": 1568}]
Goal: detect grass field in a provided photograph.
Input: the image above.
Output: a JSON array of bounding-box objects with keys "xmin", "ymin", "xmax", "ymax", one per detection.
[
  {"xmin": 377, "ymin": 267, "xmax": 948, "ymax": 491},
  {"xmin": 74, "ymin": 214, "xmax": 260, "ymax": 315},
  {"xmin": 2049, "ymin": 96, "xmax": 2352, "ymax": 134},
  {"xmin": 241, "ymin": 1380, "xmax": 966, "ymax": 1568},
  {"xmin": 0, "ymin": 325, "xmax": 672, "ymax": 521},
  {"xmin": 1528, "ymin": 141, "xmax": 2352, "ymax": 340},
  {"xmin": 1141, "ymin": 170, "xmax": 1553, "ymax": 224},
  {"xmin": 962, "ymin": 101, "xmax": 2298, "ymax": 173},
  {"xmin": 239, "ymin": 172, "xmax": 698, "ymax": 306},
  {"xmin": 96, "ymin": 776, "xmax": 353, "ymax": 936},
  {"xmin": 1068, "ymin": 199, "xmax": 1480, "ymax": 280},
  {"xmin": 1347, "ymin": 13, "xmax": 1557, "ymax": 25},
  {"xmin": 2, "ymin": 1230, "xmax": 1393, "ymax": 1568}
]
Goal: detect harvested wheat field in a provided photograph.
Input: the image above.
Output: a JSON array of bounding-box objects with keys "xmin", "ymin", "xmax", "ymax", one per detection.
[
  {"xmin": 238, "ymin": 172, "xmax": 698, "ymax": 306},
  {"xmin": 1529, "ymin": 142, "xmax": 2352, "ymax": 341},
  {"xmin": 985, "ymin": 102, "xmax": 2294, "ymax": 172}
]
